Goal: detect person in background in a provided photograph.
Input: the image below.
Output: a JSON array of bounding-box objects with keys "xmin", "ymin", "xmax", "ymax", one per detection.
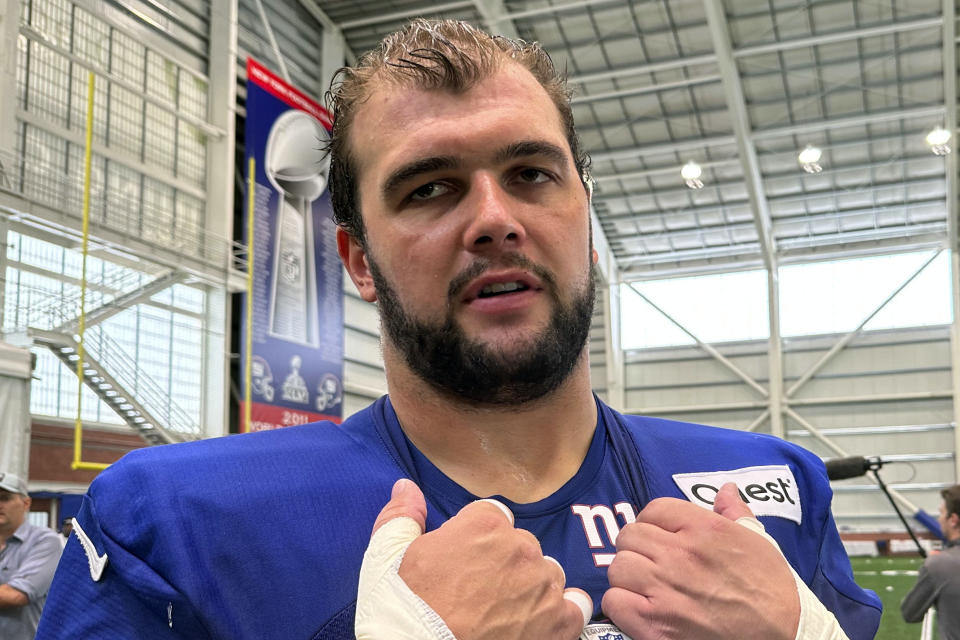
[
  {"xmin": 0, "ymin": 472, "xmax": 62, "ymax": 640},
  {"xmin": 902, "ymin": 484, "xmax": 960, "ymax": 640},
  {"xmin": 59, "ymin": 517, "xmax": 74, "ymax": 548}
]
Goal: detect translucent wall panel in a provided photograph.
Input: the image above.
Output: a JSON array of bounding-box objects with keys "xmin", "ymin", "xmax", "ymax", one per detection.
[
  {"xmin": 4, "ymin": 232, "xmax": 206, "ymax": 429},
  {"xmin": 14, "ymin": 0, "xmax": 210, "ymax": 259},
  {"xmin": 779, "ymin": 251, "xmax": 952, "ymax": 337},
  {"xmin": 621, "ymin": 269, "xmax": 770, "ymax": 349}
]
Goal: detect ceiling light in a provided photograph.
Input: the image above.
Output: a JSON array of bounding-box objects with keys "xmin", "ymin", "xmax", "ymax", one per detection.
[
  {"xmin": 798, "ymin": 144, "xmax": 822, "ymax": 173},
  {"xmin": 681, "ymin": 160, "xmax": 703, "ymax": 189},
  {"xmin": 925, "ymin": 126, "xmax": 952, "ymax": 156}
]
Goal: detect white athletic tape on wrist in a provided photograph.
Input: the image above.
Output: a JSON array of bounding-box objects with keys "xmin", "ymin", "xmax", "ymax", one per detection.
[
  {"xmin": 355, "ymin": 516, "xmax": 457, "ymax": 640},
  {"xmin": 735, "ymin": 517, "xmax": 849, "ymax": 640}
]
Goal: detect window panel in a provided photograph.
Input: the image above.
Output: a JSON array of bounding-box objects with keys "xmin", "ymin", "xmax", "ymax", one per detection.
[
  {"xmin": 72, "ymin": 8, "xmax": 110, "ymax": 70},
  {"xmin": 111, "ymin": 30, "xmax": 145, "ymax": 88},
  {"xmin": 779, "ymin": 251, "xmax": 952, "ymax": 337},
  {"xmin": 107, "ymin": 85, "xmax": 144, "ymax": 157},
  {"xmin": 145, "ymin": 51, "xmax": 177, "ymax": 106},
  {"xmin": 28, "ymin": 0, "xmax": 72, "ymax": 49},
  {"xmin": 105, "ymin": 161, "xmax": 142, "ymax": 233},
  {"xmin": 621, "ymin": 270, "xmax": 770, "ymax": 350},
  {"xmin": 142, "ymin": 177, "xmax": 175, "ymax": 244},
  {"xmin": 9, "ymin": 230, "xmax": 207, "ymax": 429},
  {"xmin": 22, "ymin": 125, "xmax": 67, "ymax": 206},
  {"xmin": 144, "ymin": 104, "xmax": 177, "ymax": 172},
  {"xmin": 26, "ymin": 41, "xmax": 70, "ymax": 127},
  {"xmin": 176, "ymin": 120, "xmax": 206, "ymax": 187}
]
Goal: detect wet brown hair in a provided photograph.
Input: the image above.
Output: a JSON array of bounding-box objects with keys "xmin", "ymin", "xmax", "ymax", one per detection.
[
  {"xmin": 325, "ymin": 18, "xmax": 590, "ymax": 244},
  {"xmin": 943, "ymin": 484, "xmax": 960, "ymax": 520}
]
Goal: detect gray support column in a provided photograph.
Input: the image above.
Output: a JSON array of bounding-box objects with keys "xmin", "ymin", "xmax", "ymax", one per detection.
[
  {"xmin": 602, "ymin": 273, "xmax": 624, "ymax": 411},
  {"xmin": 943, "ymin": 0, "xmax": 960, "ymax": 480},
  {"xmin": 767, "ymin": 268, "xmax": 784, "ymax": 439},
  {"xmin": 203, "ymin": 0, "xmax": 238, "ymax": 437},
  {"xmin": 0, "ymin": 217, "xmax": 7, "ymax": 330},
  {"xmin": 0, "ymin": 0, "xmax": 20, "ymax": 157},
  {"xmin": 320, "ymin": 24, "xmax": 346, "ymax": 97}
]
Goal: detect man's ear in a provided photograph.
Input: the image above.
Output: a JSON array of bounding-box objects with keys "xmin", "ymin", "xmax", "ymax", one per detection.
[{"xmin": 337, "ymin": 228, "xmax": 377, "ymax": 303}]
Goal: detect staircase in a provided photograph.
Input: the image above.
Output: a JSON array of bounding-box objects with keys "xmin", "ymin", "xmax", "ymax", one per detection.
[{"xmin": 11, "ymin": 271, "xmax": 201, "ymax": 445}]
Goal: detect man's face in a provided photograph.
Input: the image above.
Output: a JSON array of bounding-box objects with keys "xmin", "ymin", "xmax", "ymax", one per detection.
[
  {"xmin": 939, "ymin": 500, "xmax": 959, "ymax": 540},
  {"xmin": 0, "ymin": 490, "xmax": 30, "ymax": 532},
  {"xmin": 340, "ymin": 63, "xmax": 596, "ymax": 404}
]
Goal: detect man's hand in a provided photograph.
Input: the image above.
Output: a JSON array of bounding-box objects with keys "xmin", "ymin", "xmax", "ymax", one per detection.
[
  {"xmin": 356, "ymin": 478, "xmax": 592, "ymax": 640},
  {"xmin": 602, "ymin": 483, "xmax": 801, "ymax": 640}
]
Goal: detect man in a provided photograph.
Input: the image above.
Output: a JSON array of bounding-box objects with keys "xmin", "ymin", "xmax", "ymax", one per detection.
[
  {"xmin": 0, "ymin": 472, "xmax": 62, "ymax": 640},
  {"xmin": 58, "ymin": 517, "xmax": 73, "ymax": 548},
  {"xmin": 38, "ymin": 19, "xmax": 881, "ymax": 640},
  {"xmin": 902, "ymin": 485, "xmax": 960, "ymax": 639}
]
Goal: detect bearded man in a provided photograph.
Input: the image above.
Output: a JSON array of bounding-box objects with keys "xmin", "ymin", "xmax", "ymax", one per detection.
[{"xmin": 37, "ymin": 19, "xmax": 881, "ymax": 640}]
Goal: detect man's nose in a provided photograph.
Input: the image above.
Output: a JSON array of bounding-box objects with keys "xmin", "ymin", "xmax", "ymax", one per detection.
[{"xmin": 461, "ymin": 174, "xmax": 527, "ymax": 252}]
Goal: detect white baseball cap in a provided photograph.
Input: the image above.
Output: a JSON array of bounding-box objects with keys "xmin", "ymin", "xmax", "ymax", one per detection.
[{"xmin": 0, "ymin": 472, "xmax": 28, "ymax": 495}]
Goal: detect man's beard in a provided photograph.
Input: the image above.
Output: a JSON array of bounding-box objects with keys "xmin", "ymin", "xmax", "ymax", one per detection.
[{"xmin": 368, "ymin": 251, "xmax": 596, "ymax": 407}]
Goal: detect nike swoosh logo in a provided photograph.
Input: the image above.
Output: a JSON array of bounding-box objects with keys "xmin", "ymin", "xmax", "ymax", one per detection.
[{"xmin": 73, "ymin": 519, "xmax": 108, "ymax": 581}]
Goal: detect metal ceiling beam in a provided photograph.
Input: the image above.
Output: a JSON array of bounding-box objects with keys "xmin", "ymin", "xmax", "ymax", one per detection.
[
  {"xmin": 596, "ymin": 173, "xmax": 945, "ymax": 209},
  {"xmin": 590, "ymin": 135, "xmax": 738, "ymax": 164},
  {"xmin": 472, "ymin": 0, "xmax": 519, "ymax": 38},
  {"xmin": 603, "ymin": 197, "xmax": 947, "ymax": 233},
  {"xmin": 566, "ymin": 16, "xmax": 937, "ymax": 86},
  {"xmin": 338, "ymin": 1, "xmax": 474, "ymax": 29},
  {"xmin": 588, "ymin": 104, "xmax": 944, "ymax": 168},
  {"xmin": 503, "ymin": 0, "xmax": 624, "ymax": 21},
  {"xmin": 592, "ymin": 159, "xmax": 739, "ymax": 183},
  {"xmin": 734, "ymin": 16, "xmax": 943, "ymax": 58},
  {"xmin": 702, "ymin": 0, "xmax": 776, "ymax": 272},
  {"xmin": 568, "ymin": 54, "xmax": 716, "ymax": 86},
  {"xmin": 751, "ymin": 105, "xmax": 946, "ymax": 141},
  {"xmin": 571, "ymin": 74, "xmax": 721, "ymax": 105}
]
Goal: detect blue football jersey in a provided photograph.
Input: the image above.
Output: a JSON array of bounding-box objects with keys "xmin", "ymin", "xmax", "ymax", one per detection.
[{"xmin": 36, "ymin": 396, "xmax": 881, "ymax": 639}]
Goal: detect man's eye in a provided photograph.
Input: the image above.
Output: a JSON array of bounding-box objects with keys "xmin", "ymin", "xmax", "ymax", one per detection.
[
  {"xmin": 517, "ymin": 168, "xmax": 550, "ymax": 184},
  {"xmin": 410, "ymin": 182, "xmax": 451, "ymax": 201}
]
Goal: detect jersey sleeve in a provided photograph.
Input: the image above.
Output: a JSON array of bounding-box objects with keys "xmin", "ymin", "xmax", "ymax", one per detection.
[
  {"xmin": 806, "ymin": 502, "xmax": 882, "ymax": 639},
  {"xmin": 35, "ymin": 493, "xmax": 211, "ymax": 639}
]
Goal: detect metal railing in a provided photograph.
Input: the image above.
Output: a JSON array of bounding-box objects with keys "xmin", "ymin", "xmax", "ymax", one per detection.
[
  {"xmin": 5, "ymin": 278, "xmax": 201, "ymax": 440},
  {"xmin": 82, "ymin": 325, "xmax": 200, "ymax": 438},
  {"xmin": 7, "ymin": 267, "xmax": 148, "ymax": 332},
  {"xmin": 0, "ymin": 148, "xmax": 248, "ymax": 274}
]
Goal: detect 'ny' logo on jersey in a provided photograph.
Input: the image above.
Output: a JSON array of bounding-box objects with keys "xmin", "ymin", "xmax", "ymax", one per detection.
[{"xmin": 570, "ymin": 503, "xmax": 637, "ymax": 566}]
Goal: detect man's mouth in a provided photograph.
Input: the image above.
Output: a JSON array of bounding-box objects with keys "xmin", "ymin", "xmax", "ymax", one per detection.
[{"xmin": 477, "ymin": 281, "xmax": 530, "ymax": 298}]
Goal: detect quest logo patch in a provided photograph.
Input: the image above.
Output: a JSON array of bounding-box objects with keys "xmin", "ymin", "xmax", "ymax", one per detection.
[{"xmin": 671, "ymin": 464, "xmax": 802, "ymax": 524}]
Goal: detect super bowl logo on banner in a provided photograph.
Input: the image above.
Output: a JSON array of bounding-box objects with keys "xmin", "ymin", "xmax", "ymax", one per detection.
[{"xmin": 240, "ymin": 59, "xmax": 344, "ymax": 431}]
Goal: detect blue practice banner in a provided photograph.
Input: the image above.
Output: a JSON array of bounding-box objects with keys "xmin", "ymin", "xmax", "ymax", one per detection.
[{"xmin": 240, "ymin": 58, "xmax": 344, "ymax": 430}]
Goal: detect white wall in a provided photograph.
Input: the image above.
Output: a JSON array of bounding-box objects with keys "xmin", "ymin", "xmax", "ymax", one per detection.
[{"xmin": 621, "ymin": 324, "xmax": 955, "ymax": 531}]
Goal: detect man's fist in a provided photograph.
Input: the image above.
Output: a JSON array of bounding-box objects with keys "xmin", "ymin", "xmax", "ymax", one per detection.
[
  {"xmin": 602, "ymin": 483, "xmax": 800, "ymax": 640},
  {"xmin": 356, "ymin": 479, "xmax": 592, "ymax": 640}
]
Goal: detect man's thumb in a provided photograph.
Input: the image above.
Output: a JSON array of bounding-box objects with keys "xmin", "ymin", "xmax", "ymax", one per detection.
[
  {"xmin": 371, "ymin": 478, "xmax": 427, "ymax": 537},
  {"xmin": 712, "ymin": 482, "xmax": 755, "ymax": 521}
]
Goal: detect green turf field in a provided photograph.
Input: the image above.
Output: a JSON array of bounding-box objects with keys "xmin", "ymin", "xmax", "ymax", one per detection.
[{"xmin": 850, "ymin": 556, "xmax": 934, "ymax": 640}]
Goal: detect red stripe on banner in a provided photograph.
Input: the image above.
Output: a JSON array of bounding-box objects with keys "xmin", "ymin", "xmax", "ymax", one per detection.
[
  {"xmin": 246, "ymin": 58, "xmax": 333, "ymax": 129},
  {"xmin": 239, "ymin": 401, "xmax": 342, "ymax": 432}
]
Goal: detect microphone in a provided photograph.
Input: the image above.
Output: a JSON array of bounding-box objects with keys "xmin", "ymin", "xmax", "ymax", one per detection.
[{"xmin": 825, "ymin": 456, "xmax": 884, "ymax": 480}]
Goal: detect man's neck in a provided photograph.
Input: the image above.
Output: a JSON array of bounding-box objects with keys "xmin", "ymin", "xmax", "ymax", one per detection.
[
  {"xmin": 385, "ymin": 350, "xmax": 598, "ymax": 504},
  {"xmin": 0, "ymin": 521, "xmax": 21, "ymax": 542}
]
